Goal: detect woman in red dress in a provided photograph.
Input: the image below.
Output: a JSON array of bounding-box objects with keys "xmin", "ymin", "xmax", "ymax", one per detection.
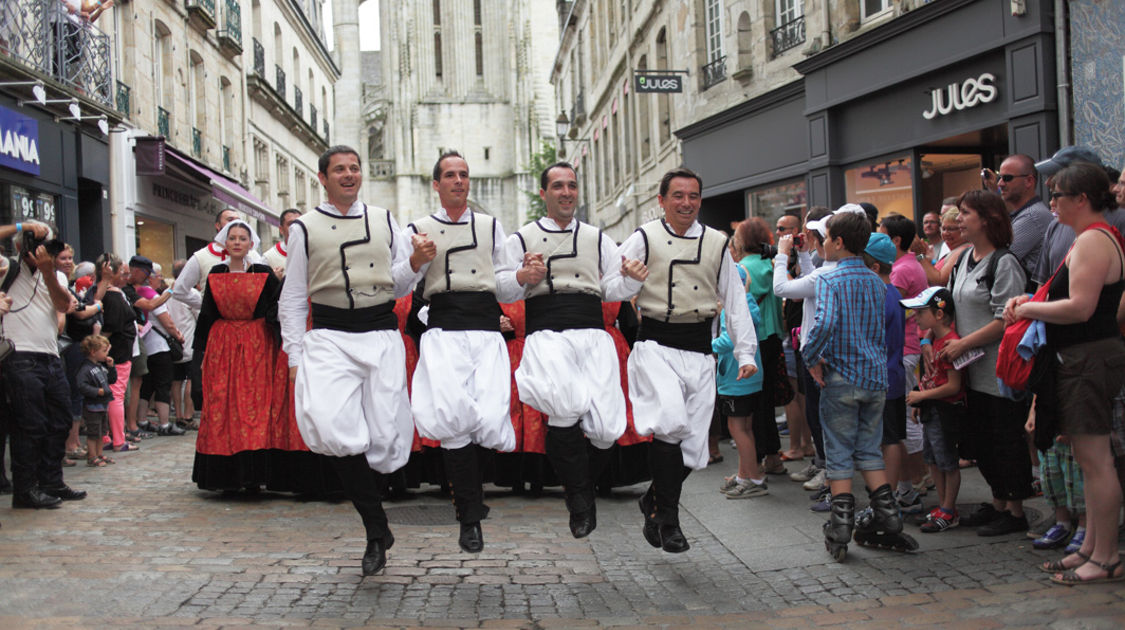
[{"xmin": 599, "ymin": 300, "xmax": 651, "ymax": 490}]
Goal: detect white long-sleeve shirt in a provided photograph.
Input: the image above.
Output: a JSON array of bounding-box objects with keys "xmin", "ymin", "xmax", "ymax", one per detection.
[
  {"xmin": 504, "ymin": 217, "xmax": 636, "ymax": 302},
  {"xmin": 172, "ymin": 245, "xmax": 264, "ymax": 310},
  {"xmin": 772, "ymin": 251, "xmax": 837, "ymax": 347},
  {"xmin": 279, "ymin": 201, "xmax": 419, "ymax": 366},
  {"xmin": 608, "ymin": 221, "xmax": 757, "ymax": 367},
  {"xmin": 402, "ymin": 208, "xmax": 523, "ymax": 304}
]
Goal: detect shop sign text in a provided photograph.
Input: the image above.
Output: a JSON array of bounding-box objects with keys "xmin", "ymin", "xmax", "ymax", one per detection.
[
  {"xmin": 0, "ymin": 105, "xmax": 40, "ymax": 176},
  {"xmin": 922, "ymin": 73, "xmax": 998, "ymax": 120},
  {"xmin": 635, "ymin": 74, "xmax": 682, "ymax": 93},
  {"xmin": 152, "ymin": 182, "xmax": 201, "ymax": 209}
]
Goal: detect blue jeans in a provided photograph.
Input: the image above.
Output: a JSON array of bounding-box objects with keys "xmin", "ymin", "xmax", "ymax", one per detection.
[{"xmin": 819, "ymin": 366, "xmax": 886, "ymax": 481}]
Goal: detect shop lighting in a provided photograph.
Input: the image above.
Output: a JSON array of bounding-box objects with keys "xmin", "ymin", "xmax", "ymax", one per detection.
[
  {"xmin": 57, "ymin": 114, "xmax": 110, "ymax": 136},
  {"xmin": 3, "ymin": 80, "xmax": 48, "ymax": 106}
]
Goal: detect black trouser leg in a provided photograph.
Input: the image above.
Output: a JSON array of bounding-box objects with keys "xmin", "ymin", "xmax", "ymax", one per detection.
[
  {"xmin": 328, "ymin": 454, "xmax": 391, "ymax": 542},
  {"xmin": 649, "ymin": 439, "xmax": 688, "ymax": 527},
  {"xmin": 443, "ymin": 445, "xmax": 487, "ymax": 523},
  {"xmin": 587, "ymin": 441, "xmax": 612, "ymax": 495},
  {"xmin": 545, "ymin": 425, "xmax": 592, "ymax": 515}
]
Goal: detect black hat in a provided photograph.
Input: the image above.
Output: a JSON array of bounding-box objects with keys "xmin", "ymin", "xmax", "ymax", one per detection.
[
  {"xmin": 1035, "ymin": 146, "xmax": 1104, "ymax": 179},
  {"xmin": 128, "ymin": 255, "xmax": 154, "ymax": 274}
]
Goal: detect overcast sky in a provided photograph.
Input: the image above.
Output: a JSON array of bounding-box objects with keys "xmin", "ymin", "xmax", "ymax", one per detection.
[{"xmin": 322, "ymin": 0, "xmax": 381, "ymax": 52}]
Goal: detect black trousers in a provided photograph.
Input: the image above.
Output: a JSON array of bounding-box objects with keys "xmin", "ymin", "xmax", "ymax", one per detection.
[
  {"xmin": 328, "ymin": 454, "xmax": 391, "ymax": 542},
  {"xmin": 2, "ymin": 352, "xmax": 71, "ymax": 493},
  {"xmin": 752, "ymin": 335, "xmax": 783, "ymax": 458},
  {"xmin": 140, "ymin": 350, "xmax": 173, "ymax": 405},
  {"xmin": 963, "ymin": 389, "xmax": 1033, "ymax": 501}
]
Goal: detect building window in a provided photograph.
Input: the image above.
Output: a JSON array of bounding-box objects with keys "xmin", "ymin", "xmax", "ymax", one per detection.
[
  {"xmin": 747, "ymin": 179, "xmax": 807, "ymax": 228},
  {"xmin": 770, "ymin": 1, "xmax": 806, "ymax": 58},
  {"xmin": 656, "ymin": 29, "xmax": 671, "ymax": 145},
  {"xmin": 474, "ymin": 33, "xmax": 483, "ymax": 77},
  {"xmin": 704, "ymin": 0, "xmax": 722, "ymax": 62},
  {"xmin": 483, "ymin": 147, "xmax": 491, "ymax": 160},
  {"xmin": 637, "ymin": 55, "xmax": 651, "ymax": 161},
  {"xmin": 295, "ymin": 170, "xmax": 306, "ymax": 209},
  {"xmin": 844, "ymin": 155, "xmax": 913, "ymax": 221},
  {"xmin": 861, "ymin": 0, "xmax": 892, "ymax": 22},
  {"xmin": 433, "ymin": 0, "xmax": 443, "ymax": 78},
  {"xmin": 276, "ymin": 155, "xmax": 289, "ymax": 198}
]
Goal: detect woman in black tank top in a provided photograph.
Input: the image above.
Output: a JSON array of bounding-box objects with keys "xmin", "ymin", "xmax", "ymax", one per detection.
[{"xmin": 1006, "ymin": 162, "xmax": 1125, "ymax": 585}]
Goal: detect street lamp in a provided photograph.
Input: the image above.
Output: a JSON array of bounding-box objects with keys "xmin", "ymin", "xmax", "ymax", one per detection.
[{"xmin": 555, "ymin": 112, "xmax": 588, "ymax": 159}]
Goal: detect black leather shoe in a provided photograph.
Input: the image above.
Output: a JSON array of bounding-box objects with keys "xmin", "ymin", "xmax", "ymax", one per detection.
[
  {"xmin": 12, "ymin": 488, "xmax": 62, "ymax": 509},
  {"xmin": 458, "ymin": 522, "xmax": 483, "ymax": 552},
  {"xmin": 361, "ymin": 538, "xmax": 388, "ymax": 576},
  {"xmin": 569, "ymin": 509, "xmax": 596, "ymax": 539},
  {"xmin": 42, "ymin": 485, "xmax": 87, "ymax": 501},
  {"xmin": 638, "ymin": 495, "xmax": 661, "ymax": 548},
  {"xmin": 659, "ymin": 524, "xmax": 690, "ymax": 553}
]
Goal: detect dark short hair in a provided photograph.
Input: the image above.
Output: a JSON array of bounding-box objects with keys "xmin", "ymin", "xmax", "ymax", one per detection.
[
  {"xmin": 433, "ymin": 150, "xmax": 465, "ymax": 181},
  {"xmin": 318, "ymin": 145, "xmax": 361, "ymax": 175},
  {"xmin": 215, "ymin": 208, "xmax": 238, "ymax": 224},
  {"xmin": 280, "ymin": 209, "xmax": 302, "ymax": 223},
  {"xmin": 172, "ymin": 259, "xmax": 187, "ymax": 279},
  {"xmin": 778, "ymin": 211, "xmax": 803, "ymax": 228},
  {"xmin": 957, "ymin": 190, "xmax": 1012, "ymax": 249},
  {"xmin": 941, "ymin": 196, "xmax": 959, "ymax": 207},
  {"xmin": 826, "ymin": 212, "xmax": 871, "ymax": 256},
  {"xmin": 225, "ymin": 223, "xmax": 252, "ymax": 240},
  {"xmin": 879, "ymin": 213, "xmax": 916, "ymax": 252},
  {"xmin": 539, "ymin": 161, "xmax": 576, "ymax": 191},
  {"xmin": 1053, "ymin": 162, "xmax": 1117, "ymax": 213},
  {"xmin": 858, "ymin": 203, "xmax": 879, "ymax": 233},
  {"xmin": 1004, "ymin": 153, "xmax": 1038, "ymax": 184},
  {"xmin": 43, "ymin": 238, "xmax": 67, "ymax": 258},
  {"xmin": 735, "ymin": 217, "xmax": 773, "ymax": 253},
  {"xmin": 659, "ymin": 167, "xmax": 703, "ymax": 198}
]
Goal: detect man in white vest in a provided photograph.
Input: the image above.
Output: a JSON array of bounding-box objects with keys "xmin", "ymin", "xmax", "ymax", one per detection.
[
  {"xmin": 263, "ymin": 209, "xmax": 301, "ymax": 278},
  {"xmin": 279, "ymin": 145, "xmax": 435, "ymax": 576},
  {"xmin": 405, "ymin": 150, "xmax": 526, "ymax": 553},
  {"xmin": 507, "ymin": 162, "xmax": 633, "ymax": 539},
  {"xmin": 609, "ymin": 167, "xmax": 758, "ymax": 553},
  {"xmin": 171, "ymin": 208, "xmax": 241, "ymax": 311}
]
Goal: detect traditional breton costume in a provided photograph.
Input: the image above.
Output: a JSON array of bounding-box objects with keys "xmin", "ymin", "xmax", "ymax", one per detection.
[
  {"xmin": 611, "ymin": 218, "xmax": 757, "ymax": 552},
  {"xmin": 262, "ymin": 241, "xmax": 288, "ymax": 275},
  {"xmin": 278, "ymin": 201, "xmax": 418, "ymax": 571},
  {"xmin": 406, "ymin": 208, "xmax": 522, "ymax": 551},
  {"xmin": 507, "ymin": 217, "xmax": 630, "ymax": 537}
]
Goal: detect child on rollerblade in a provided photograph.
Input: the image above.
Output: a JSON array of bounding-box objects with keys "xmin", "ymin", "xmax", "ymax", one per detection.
[{"xmin": 803, "ymin": 209, "xmax": 903, "ymax": 561}]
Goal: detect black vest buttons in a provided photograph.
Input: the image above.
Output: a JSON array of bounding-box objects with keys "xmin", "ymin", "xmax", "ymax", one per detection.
[
  {"xmin": 440, "ymin": 229, "xmax": 445, "ymax": 234},
  {"xmin": 471, "ymin": 269, "xmax": 476, "ymax": 274},
  {"xmin": 667, "ymin": 240, "xmax": 672, "ymax": 245},
  {"xmin": 693, "ymin": 285, "xmax": 698, "ymax": 290},
  {"xmin": 369, "ymin": 263, "xmax": 374, "ymax": 267},
  {"xmin": 574, "ymin": 273, "xmax": 580, "ymax": 278}
]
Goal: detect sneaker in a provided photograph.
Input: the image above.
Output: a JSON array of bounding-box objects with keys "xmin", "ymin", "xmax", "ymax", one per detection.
[
  {"xmin": 976, "ymin": 511, "xmax": 1029, "ymax": 537},
  {"xmin": 790, "ymin": 463, "xmax": 819, "ymax": 482},
  {"xmin": 157, "ymin": 423, "xmax": 186, "ymax": 436},
  {"xmin": 718, "ymin": 476, "xmax": 738, "ymax": 493},
  {"xmin": 724, "ymin": 479, "xmax": 768, "ymax": 499},
  {"xmin": 810, "ymin": 497, "xmax": 831, "ymax": 512},
  {"xmin": 810, "ymin": 484, "xmax": 830, "ymax": 502},
  {"xmin": 802, "ymin": 468, "xmax": 827, "ymax": 491},
  {"xmin": 1064, "ymin": 526, "xmax": 1086, "ymax": 554},
  {"xmin": 137, "ymin": 420, "xmax": 157, "ymax": 433},
  {"xmin": 1032, "ymin": 523, "xmax": 1072, "ymax": 549},
  {"xmin": 960, "ymin": 503, "xmax": 1002, "ymax": 527},
  {"xmin": 895, "ymin": 489, "xmax": 924, "ymax": 514},
  {"xmin": 920, "ymin": 508, "xmax": 959, "ymax": 533}
]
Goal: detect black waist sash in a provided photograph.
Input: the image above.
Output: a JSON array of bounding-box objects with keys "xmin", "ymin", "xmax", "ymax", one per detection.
[
  {"xmin": 428, "ymin": 291, "xmax": 502, "ymax": 332},
  {"xmin": 637, "ymin": 316, "xmax": 713, "ymax": 354},
  {"xmin": 525, "ymin": 293, "xmax": 603, "ymax": 334},
  {"xmin": 311, "ymin": 301, "xmax": 397, "ymax": 333}
]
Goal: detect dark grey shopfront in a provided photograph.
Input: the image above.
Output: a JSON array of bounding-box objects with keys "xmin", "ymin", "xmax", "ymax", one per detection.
[{"xmin": 680, "ymin": 0, "xmax": 1058, "ymax": 227}]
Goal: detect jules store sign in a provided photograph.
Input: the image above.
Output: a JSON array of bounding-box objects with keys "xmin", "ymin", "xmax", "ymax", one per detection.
[
  {"xmin": 0, "ymin": 105, "xmax": 41, "ymax": 176},
  {"xmin": 922, "ymin": 73, "xmax": 998, "ymax": 120}
]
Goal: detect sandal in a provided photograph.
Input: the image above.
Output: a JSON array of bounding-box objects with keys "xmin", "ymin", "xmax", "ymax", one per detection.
[
  {"xmin": 1040, "ymin": 550, "xmax": 1090, "ymax": 573},
  {"xmin": 97, "ymin": 455, "xmax": 115, "ymax": 465},
  {"xmin": 780, "ymin": 451, "xmax": 804, "ymax": 462},
  {"xmin": 87, "ymin": 458, "xmax": 107, "ymax": 468},
  {"xmin": 707, "ymin": 454, "xmax": 724, "ymax": 466},
  {"xmin": 1051, "ymin": 558, "xmax": 1125, "ymax": 586},
  {"xmin": 66, "ymin": 449, "xmax": 88, "ymax": 459},
  {"xmin": 62, "ymin": 458, "xmax": 77, "ymax": 467}
]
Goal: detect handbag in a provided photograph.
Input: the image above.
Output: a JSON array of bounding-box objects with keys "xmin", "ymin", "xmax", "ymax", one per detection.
[
  {"xmin": 768, "ymin": 340, "xmax": 795, "ymax": 407},
  {"xmin": 153, "ymin": 327, "xmax": 184, "ymax": 363}
]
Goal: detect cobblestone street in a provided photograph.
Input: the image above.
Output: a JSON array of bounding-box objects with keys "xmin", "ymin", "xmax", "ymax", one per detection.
[{"xmin": 2, "ymin": 435, "xmax": 1124, "ymax": 629}]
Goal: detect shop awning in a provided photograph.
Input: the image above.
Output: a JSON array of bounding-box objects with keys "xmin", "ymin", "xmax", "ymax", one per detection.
[{"xmin": 135, "ymin": 137, "xmax": 279, "ymax": 227}]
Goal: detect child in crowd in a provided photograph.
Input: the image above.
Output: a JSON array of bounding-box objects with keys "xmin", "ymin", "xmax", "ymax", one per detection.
[
  {"xmin": 802, "ymin": 211, "xmax": 900, "ymax": 558},
  {"xmin": 77, "ymin": 335, "xmax": 117, "ymax": 467},
  {"xmin": 863, "ymin": 233, "xmax": 913, "ymax": 510},
  {"xmin": 903, "ymin": 287, "xmax": 964, "ymax": 532}
]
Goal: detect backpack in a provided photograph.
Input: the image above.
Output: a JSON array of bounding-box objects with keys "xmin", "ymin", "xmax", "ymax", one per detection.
[{"xmin": 949, "ymin": 246, "xmax": 1017, "ymax": 295}]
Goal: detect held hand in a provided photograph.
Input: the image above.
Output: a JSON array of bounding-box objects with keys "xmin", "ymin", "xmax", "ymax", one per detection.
[
  {"xmin": 1002, "ymin": 295, "xmax": 1030, "ymax": 325},
  {"xmin": 736, "ymin": 364, "xmax": 758, "ymax": 380},
  {"xmin": 409, "ymin": 233, "xmax": 437, "ymax": 272},
  {"xmin": 289, "ymin": 366, "xmax": 298, "ymax": 382},
  {"xmin": 0, "ymin": 292, "xmax": 12, "ymax": 317},
  {"xmin": 105, "ymin": 356, "xmax": 114, "ymax": 367},
  {"xmin": 98, "ymin": 388, "xmax": 104, "ymax": 396},
  {"xmin": 981, "ymin": 168, "xmax": 998, "ymax": 191},
  {"xmin": 67, "ymin": 295, "xmax": 79, "ymax": 314},
  {"xmin": 621, "ymin": 256, "xmax": 648, "ymax": 282},
  {"xmin": 908, "ymin": 237, "xmax": 931, "ymax": 259},
  {"xmin": 778, "ymin": 234, "xmax": 794, "ymax": 257},
  {"xmin": 920, "ymin": 344, "xmax": 935, "ymax": 378},
  {"xmin": 518, "ymin": 256, "xmax": 547, "ymax": 287},
  {"xmin": 808, "ymin": 361, "xmax": 826, "ymax": 387},
  {"xmin": 32, "ymin": 244, "xmax": 54, "ymax": 273},
  {"xmin": 499, "ymin": 315, "xmax": 514, "ymax": 332},
  {"xmin": 905, "ymin": 390, "xmax": 923, "ymax": 406},
  {"xmin": 25, "ymin": 221, "xmax": 49, "ymax": 239},
  {"xmin": 937, "ymin": 337, "xmax": 968, "ymax": 361}
]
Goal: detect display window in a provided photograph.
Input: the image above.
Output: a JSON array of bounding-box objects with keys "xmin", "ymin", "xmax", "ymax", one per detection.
[
  {"xmin": 844, "ymin": 154, "xmax": 913, "ymax": 221},
  {"xmin": 748, "ymin": 178, "xmax": 807, "ymax": 226},
  {"xmin": 135, "ymin": 215, "xmax": 176, "ymax": 275}
]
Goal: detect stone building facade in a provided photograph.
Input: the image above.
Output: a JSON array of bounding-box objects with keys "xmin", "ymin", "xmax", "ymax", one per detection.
[
  {"xmin": 105, "ymin": 0, "xmax": 336, "ymax": 270},
  {"xmin": 336, "ymin": 0, "xmax": 558, "ymax": 230}
]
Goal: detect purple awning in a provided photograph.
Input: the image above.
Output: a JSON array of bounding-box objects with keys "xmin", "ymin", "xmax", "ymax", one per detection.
[{"xmin": 148, "ymin": 144, "xmax": 279, "ymax": 227}]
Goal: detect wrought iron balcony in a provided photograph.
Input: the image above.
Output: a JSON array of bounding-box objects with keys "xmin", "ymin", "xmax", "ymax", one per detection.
[
  {"xmin": 253, "ymin": 38, "xmax": 266, "ymax": 77},
  {"xmin": 186, "ymin": 0, "xmax": 217, "ymax": 30},
  {"xmin": 275, "ymin": 65, "xmax": 286, "ymax": 100},
  {"xmin": 116, "ymin": 81, "xmax": 131, "ymax": 116},
  {"xmin": 192, "ymin": 127, "xmax": 203, "ymax": 158},
  {"xmin": 770, "ymin": 16, "xmax": 806, "ymax": 58},
  {"xmin": 217, "ymin": 0, "xmax": 243, "ymax": 55},
  {"xmin": 701, "ymin": 56, "xmax": 727, "ymax": 91},
  {"xmin": 310, "ymin": 105, "xmax": 317, "ymax": 130},
  {"xmin": 294, "ymin": 86, "xmax": 303, "ymax": 118},
  {"xmin": 369, "ymin": 160, "xmax": 394, "ymax": 179},
  {"xmin": 222, "ymin": 145, "xmax": 231, "ymax": 172},
  {"xmin": 0, "ymin": 0, "xmax": 114, "ymax": 108},
  {"xmin": 158, "ymin": 107, "xmax": 170, "ymax": 138}
]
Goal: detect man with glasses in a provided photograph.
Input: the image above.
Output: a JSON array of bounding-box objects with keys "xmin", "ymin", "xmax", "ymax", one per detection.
[{"xmin": 986, "ymin": 154, "xmax": 1053, "ymax": 275}]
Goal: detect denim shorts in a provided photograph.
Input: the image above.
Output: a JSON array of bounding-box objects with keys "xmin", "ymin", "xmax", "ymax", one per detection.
[
  {"xmin": 818, "ymin": 366, "xmax": 886, "ymax": 481},
  {"xmin": 920, "ymin": 402, "xmax": 962, "ymax": 472}
]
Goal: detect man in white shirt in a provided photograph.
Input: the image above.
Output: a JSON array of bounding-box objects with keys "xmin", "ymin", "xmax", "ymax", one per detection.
[
  {"xmin": 0, "ymin": 221, "xmax": 87, "ymax": 509},
  {"xmin": 608, "ymin": 168, "xmax": 758, "ymax": 553},
  {"xmin": 280, "ymin": 145, "xmax": 433, "ymax": 576},
  {"xmin": 263, "ymin": 209, "xmax": 301, "ymax": 278}
]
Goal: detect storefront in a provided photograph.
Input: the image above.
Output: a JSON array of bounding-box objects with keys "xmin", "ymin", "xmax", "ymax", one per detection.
[
  {"xmin": 680, "ymin": 0, "xmax": 1058, "ymax": 226},
  {"xmin": 112, "ymin": 131, "xmax": 277, "ymax": 271},
  {"xmin": 0, "ymin": 95, "xmax": 110, "ymax": 259}
]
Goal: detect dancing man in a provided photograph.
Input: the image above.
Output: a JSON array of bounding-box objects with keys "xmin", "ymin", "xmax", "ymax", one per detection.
[
  {"xmin": 279, "ymin": 145, "xmax": 435, "ymax": 575},
  {"xmin": 610, "ymin": 167, "xmax": 758, "ymax": 553},
  {"xmin": 406, "ymin": 150, "xmax": 525, "ymax": 553},
  {"xmin": 508, "ymin": 162, "xmax": 632, "ymax": 538}
]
